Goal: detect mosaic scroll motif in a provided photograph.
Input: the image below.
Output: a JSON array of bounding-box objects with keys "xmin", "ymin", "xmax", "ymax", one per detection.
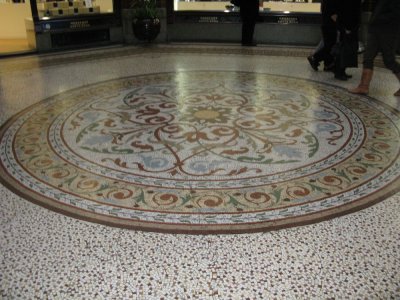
[
  {"xmin": 66, "ymin": 76, "xmax": 350, "ymax": 179},
  {"xmin": 1, "ymin": 72, "xmax": 399, "ymax": 225}
]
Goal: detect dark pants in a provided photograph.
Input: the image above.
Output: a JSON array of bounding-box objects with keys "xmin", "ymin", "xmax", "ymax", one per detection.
[
  {"xmin": 240, "ymin": 2, "xmax": 259, "ymax": 44},
  {"xmin": 241, "ymin": 16, "xmax": 256, "ymax": 44},
  {"xmin": 314, "ymin": 25, "xmax": 337, "ymax": 66},
  {"xmin": 363, "ymin": 29, "xmax": 400, "ymax": 74}
]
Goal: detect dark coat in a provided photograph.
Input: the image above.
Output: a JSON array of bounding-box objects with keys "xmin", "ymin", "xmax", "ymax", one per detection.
[
  {"xmin": 239, "ymin": 0, "xmax": 259, "ymax": 19},
  {"xmin": 335, "ymin": 0, "xmax": 361, "ymax": 69},
  {"xmin": 336, "ymin": 0, "xmax": 361, "ymax": 32}
]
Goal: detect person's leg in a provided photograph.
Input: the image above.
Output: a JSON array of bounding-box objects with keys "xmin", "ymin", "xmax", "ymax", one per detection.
[
  {"xmin": 241, "ymin": 19, "xmax": 256, "ymax": 45},
  {"xmin": 349, "ymin": 31, "xmax": 379, "ymax": 94},
  {"xmin": 321, "ymin": 27, "xmax": 337, "ymax": 70},
  {"xmin": 334, "ymin": 31, "xmax": 359, "ymax": 80},
  {"xmin": 313, "ymin": 39, "xmax": 324, "ymax": 55},
  {"xmin": 310, "ymin": 26, "xmax": 336, "ymax": 71},
  {"xmin": 334, "ymin": 46, "xmax": 349, "ymax": 80},
  {"xmin": 334, "ymin": 66, "xmax": 348, "ymax": 80},
  {"xmin": 308, "ymin": 28, "xmax": 324, "ymax": 70},
  {"xmin": 247, "ymin": 19, "xmax": 256, "ymax": 45},
  {"xmin": 240, "ymin": 10, "xmax": 248, "ymax": 45},
  {"xmin": 240, "ymin": 3, "xmax": 258, "ymax": 46},
  {"xmin": 334, "ymin": 30, "xmax": 347, "ymax": 80},
  {"xmin": 379, "ymin": 32, "xmax": 400, "ymax": 72},
  {"xmin": 241, "ymin": 8, "xmax": 256, "ymax": 46},
  {"xmin": 379, "ymin": 32, "xmax": 400, "ymax": 96},
  {"xmin": 349, "ymin": 69, "xmax": 373, "ymax": 94},
  {"xmin": 324, "ymin": 28, "xmax": 337, "ymax": 72},
  {"xmin": 241, "ymin": 18, "xmax": 250, "ymax": 45}
]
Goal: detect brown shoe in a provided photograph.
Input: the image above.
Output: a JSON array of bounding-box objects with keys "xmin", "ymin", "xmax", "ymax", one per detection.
[
  {"xmin": 349, "ymin": 69, "xmax": 373, "ymax": 95},
  {"xmin": 349, "ymin": 86, "xmax": 369, "ymax": 95}
]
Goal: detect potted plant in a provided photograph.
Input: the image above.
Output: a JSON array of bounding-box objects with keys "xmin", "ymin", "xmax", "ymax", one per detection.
[{"xmin": 131, "ymin": 0, "xmax": 161, "ymax": 42}]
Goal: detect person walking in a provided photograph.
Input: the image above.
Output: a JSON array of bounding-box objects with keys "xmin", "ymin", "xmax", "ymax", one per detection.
[
  {"xmin": 307, "ymin": 0, "xmax": 338, "ymax": 72},
  {"xmin": 240, "ymin": 0, "xmax": 259, "ymax": 46},
  {"xmin": 349, "ymin": 0, "xmax": 400, "ymax": 96},
  {"xmin": 334, "ymin": 0, "xmax": 362, "ymax": 80}
]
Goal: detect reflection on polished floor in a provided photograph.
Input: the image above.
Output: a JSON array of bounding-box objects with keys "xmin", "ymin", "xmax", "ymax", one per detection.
[{"xmin": 0, "ymin": 44, "xmax": 399, "ymax": 299}]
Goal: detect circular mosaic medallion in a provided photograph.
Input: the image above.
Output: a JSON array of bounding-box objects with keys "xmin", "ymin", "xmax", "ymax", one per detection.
[{"xmin": 1, "ymin": 71, "xmax": 399, "ymax": 233}]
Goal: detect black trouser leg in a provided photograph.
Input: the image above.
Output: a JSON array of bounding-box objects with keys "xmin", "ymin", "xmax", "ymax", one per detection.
[
  {"xmin": 313, "ymin": 26, "xmax": 337, "ymax": 66},
  {"xmin": 242, "ymin": 18, "xmax": 256, "ymax": 44},
  {"xmin": 380, "ymin": 32, "xmax": 400, "ymax": 73},
  {"xmin": 363, "ymin": 31, "xmax": 380, "ymax": 70}
]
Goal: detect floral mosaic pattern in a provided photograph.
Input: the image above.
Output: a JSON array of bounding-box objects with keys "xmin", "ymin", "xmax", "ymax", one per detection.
[{"xmin": 0, "ymin": 71, "xmax": 399, "ymax": 233}]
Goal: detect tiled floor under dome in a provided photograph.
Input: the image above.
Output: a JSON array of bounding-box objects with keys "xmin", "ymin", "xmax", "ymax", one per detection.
[{"xmin": 0, "ymin": 44, "xmax": 399, "ymax": 298}]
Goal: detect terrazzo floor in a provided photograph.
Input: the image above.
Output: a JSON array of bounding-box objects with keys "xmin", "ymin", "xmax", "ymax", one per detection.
[{"xmin": 0, "ymin": 44, "xmax": 399, "ymax": 299}]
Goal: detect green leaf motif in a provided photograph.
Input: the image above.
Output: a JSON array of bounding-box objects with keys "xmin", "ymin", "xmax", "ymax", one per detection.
[
  {"xmin": 76, "ymin": 123, "xmax": 99, "ymax": 143},
  {"xmin": 134, "ymin": 189, "xmax": 146, "ymax": 204},
  {"xmin": 303, "ymin": 133, "xmax": 319, "ymax": 158},
  {"xmin": 238, "ymin": 156, "xmax": 298, "ymax": 164},
  {"xmin": 80, "ymin": 146, "xmax": 134, "ymax": 154}
]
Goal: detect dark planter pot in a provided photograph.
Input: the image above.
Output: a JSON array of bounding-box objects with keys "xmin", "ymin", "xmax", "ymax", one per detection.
[{"xmin": 132, "ymin": 18, "xmax": 161, "ymax": 42}]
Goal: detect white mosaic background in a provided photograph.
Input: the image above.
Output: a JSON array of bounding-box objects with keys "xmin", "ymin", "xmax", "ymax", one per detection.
[{"xmin": 1, "ymin": 45, "xmax": 399, "ymax": 299}]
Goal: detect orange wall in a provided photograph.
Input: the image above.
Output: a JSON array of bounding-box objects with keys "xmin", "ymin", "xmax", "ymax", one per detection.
[{"xmin": 0, "ymin": 2, "xmax": 32, "ymax": 39}]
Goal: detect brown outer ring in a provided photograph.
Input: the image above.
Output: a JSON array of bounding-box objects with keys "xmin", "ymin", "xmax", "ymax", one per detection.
[{"xmin": 1, "ymin": 164, "xmax": 399, "ymax": 235}]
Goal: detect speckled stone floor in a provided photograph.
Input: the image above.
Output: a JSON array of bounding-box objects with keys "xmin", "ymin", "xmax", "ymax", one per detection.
[{"xmin": 1, "ymin": 44, "xmax": 399, "ymax": 299}]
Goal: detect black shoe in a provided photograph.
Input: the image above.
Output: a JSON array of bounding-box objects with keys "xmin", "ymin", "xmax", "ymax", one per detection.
[
  {"xmin": 334, "ymin": 73, "xmax": 349, "ymax": 81},
  {"xmin": 307, "ymin": 56, "xmax": 319, "ymax": 71}
]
